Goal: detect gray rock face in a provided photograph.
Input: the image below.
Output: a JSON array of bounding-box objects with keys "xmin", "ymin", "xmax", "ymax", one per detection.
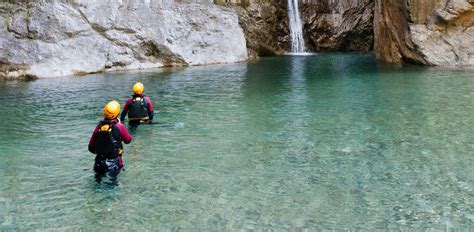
[
  {"xmin": 410, "ymin": 25, "xmax": 474, "ymax": 66},
  {"xmin": 0, "ymin": 0, "xmax": 247, "ymax": 78}
]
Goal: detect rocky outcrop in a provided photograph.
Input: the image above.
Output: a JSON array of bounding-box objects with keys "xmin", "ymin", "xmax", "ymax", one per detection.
[
  {"xmin": 374, "ymin": 0, "xmax": 474, "ymax": 66},
  {"xmin": 216, "ymin": 0, "xmax": 289, "ymax": 58},
  {"xmin": 301, "ymin": 0, "xmax": 374, "ymax": 52},
  {"xmin": 373, "ymin": 0, "xmax": 426, "ymax": 64},
  {"xmin": 0, "ymin": 0, "xmax": 247, "ymax": 78}
]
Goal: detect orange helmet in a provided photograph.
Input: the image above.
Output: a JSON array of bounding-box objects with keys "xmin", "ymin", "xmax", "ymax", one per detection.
[
  {"xmin": 133, "ymin": 82, "xmax": 144, "ymax": 95},
  {"xmin": 103, "ymin": 101, "xmax": 120, "ymax": 119}
]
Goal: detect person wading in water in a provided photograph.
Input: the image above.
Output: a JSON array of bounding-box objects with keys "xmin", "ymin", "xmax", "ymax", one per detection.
[
  {"xmin": 120, "ymin": 82, "xmax": 155, "ymax": 127},
  {"xmin": 88, "ymin": 101, "xmax": 132, "ymax": 182}
]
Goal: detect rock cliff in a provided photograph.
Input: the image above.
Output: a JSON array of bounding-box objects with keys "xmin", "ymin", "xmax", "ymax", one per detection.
[
  {"xmin": 221, "ymin": 0, "xmax": 472, "ymax": 65},
  {"xmin": 0, "ymin": 0, "xmax": 247, "ymax": 78},
  {"xmin": 2, "ymin": 0, "xmax": 472, "ymax": 79},
  {"xmin": 374, "ymin": 0, "xmax": 474, "ymax": 66},
  {"xmin": 301, "ymin": 0, "xmax": 374, "ymax": 52},
  {"xmin": 218, "ymin": 0, "xmax": 374, "ymax": 55}
]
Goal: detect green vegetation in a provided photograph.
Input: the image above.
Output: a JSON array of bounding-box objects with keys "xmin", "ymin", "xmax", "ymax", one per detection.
[
  {"xmin": 23, "ymin": 9, "xmax": 30, "ymax": 20},
  {"xmin": 3, "ymin": 17, "xmax": 10, "ymax": 30},
  {"xmin": 0, "ymin": 1, "xmax": 31, "ymax": 29},
  {"xmin": 3, "ymin": 0, "xmax": 32, "ymax": 4}
]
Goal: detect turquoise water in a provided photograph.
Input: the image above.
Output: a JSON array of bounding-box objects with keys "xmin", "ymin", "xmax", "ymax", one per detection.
[{"xmin": 0, "ymin": 54, "xmax": 473, "ymax": 230}]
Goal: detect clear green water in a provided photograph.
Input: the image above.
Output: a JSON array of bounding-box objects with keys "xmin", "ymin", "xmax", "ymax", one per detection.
[{"xmin": 0, "ymin": 54, "xmax": 473, "ymax": 230}]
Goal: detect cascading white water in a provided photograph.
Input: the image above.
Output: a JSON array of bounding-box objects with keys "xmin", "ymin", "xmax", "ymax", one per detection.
[{"xmin": 288, "ymin": 0, "xmax": 305, "ymax": 53}]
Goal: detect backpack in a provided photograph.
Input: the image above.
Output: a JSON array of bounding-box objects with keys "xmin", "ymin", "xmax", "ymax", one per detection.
[
  {"xmin": 94, "ymin": 120, "xmax": 122, "ymax": 158},
  {"xmin": 128, "ymin": 96, "xmax": 149, "ymax": 120}
]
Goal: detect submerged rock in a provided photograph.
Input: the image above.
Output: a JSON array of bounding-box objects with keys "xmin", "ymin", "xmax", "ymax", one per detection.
[{"xmin": 0, "ymin": 0, "xmax": 247, "ymax": 78}]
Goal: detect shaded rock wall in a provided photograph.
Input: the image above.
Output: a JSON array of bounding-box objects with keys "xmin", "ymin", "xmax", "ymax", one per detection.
[
  {"xmin": 374, "ymin": 0, "xmax": 474, "ymax": 65},
  {"xmin": 217, "ymin": 0, "xmax": 375, "ymax": 55},
  {"xmin": 0, "ymin": 0, "xmax": 247, "ymax": 78},
  {"xmin": 216, "ymin": 0, "xmax": 289, "ymax": 58},
  {"xmin": 373, "ymin": 0, "xmax": 426, "ymax": 64},
  {"xmin": 301, "ymin": 0, "xmax": 374, "ymax": 52},
  {"xmin": 228, "ymin": 0, "xmax": 472, "ymax": 65}
]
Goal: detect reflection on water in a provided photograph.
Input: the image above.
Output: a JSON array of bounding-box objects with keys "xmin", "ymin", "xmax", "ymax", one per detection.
[{"xmin": 0, "ymin": 54, "xmax": 473, "ymax": 230}]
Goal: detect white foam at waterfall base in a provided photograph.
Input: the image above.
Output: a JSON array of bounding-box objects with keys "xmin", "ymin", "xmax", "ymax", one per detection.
[
  {"xmin": 285, "ymin": 52, "xmax": 317, "ymax": 56},
  {"xmin": 288, "ymin": 0, "xmax": 305, "ymax": 53}
]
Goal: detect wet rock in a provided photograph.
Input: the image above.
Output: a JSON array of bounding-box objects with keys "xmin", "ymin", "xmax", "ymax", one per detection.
[{"xmin": 0, "ymin": 0, "xmax": 247, "ymax": 78}]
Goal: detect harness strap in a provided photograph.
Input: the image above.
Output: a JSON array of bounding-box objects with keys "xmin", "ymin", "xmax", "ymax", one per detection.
[{"xmin": 128, "ymin": 116, "xmax": 150, "ymax": 121}]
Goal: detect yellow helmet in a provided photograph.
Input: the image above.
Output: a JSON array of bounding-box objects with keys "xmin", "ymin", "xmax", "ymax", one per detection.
[
  {"xmin": 133, "ymin": 82, "xmax": 144, "ymax": 95},
  {"xmin": 103, "ymin": 101, "xmax": 121, "ymax": 119}
]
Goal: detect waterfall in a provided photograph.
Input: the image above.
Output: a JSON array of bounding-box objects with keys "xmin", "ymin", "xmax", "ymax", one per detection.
[{"xmin": 288, "ymin": 0, "xmax": 305, "ymax": 53}]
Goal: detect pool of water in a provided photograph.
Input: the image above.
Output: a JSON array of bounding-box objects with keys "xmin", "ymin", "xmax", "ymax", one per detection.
[{"xmin": 0, "ymin": 54, "xmax": 473, "ymax": 230}]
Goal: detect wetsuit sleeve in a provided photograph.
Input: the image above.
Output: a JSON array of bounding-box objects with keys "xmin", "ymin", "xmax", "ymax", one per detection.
[
  {"xmin": 88, "ymin": 126, "xmax": 99, "ymax": 154},
  {"xmin": 145, "ymin": 96, "xmax": 154, "ymax": 120},
  {"xmin": 117, "ymin": 123, "xmax": 132, "ymax": 144},
  {"xmin": 120, "ymin": 99, "xmax": 131, "ymax": 121}
]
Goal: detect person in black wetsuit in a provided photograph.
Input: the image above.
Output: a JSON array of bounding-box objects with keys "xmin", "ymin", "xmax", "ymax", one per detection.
[
  {"xmin": 89, "ymin": 101, "xmax": 132, "ymax": 182},
  {"xmin": 120, "ymin": 82, "xmax": 155, "ymax": 127}
]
